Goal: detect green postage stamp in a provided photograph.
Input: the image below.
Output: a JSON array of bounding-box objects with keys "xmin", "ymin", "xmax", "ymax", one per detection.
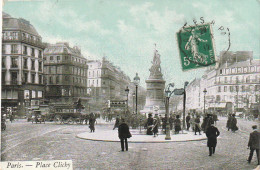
[{"xmin": 177, "ymin": 23, "xmax": 216, "ymax": 70}]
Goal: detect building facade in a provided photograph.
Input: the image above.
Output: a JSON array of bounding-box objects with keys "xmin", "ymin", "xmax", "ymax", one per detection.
[
  {"xmin": 87, "ymin": 57, "xmax": 133, "ymax": 112},
  {"xmin": 44, "ymin": 42, "xmax": 88, "ymax": 106},
  {"xmin": 2, "ymin": 12, "xmax": 45, "ymax": 116},
  {"xmin": 87, "ymin": 57, "xmax": 147, "ymax": 113},
  {"xmin": 183, "ymin": 51, "xmax": 260, "ymax": 115}
]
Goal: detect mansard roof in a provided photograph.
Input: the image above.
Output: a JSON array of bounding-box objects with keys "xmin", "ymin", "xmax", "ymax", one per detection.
[{"xmin": 3, "ymin": 12, "xmax": 40, "ymax": 37}]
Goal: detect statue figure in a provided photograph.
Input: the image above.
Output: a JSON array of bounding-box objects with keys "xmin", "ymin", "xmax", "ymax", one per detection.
[{"xmin": 149, "ymin": 47, "xmax": 162, "ymax": 78}]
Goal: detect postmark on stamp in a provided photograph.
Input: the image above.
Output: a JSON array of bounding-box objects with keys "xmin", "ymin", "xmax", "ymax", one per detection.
[{"xmin": 177, "ymin": 23, "xmax": 216, "ymax": 70}]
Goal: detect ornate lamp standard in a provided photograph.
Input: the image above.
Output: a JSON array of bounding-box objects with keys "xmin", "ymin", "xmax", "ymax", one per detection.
[
  {"xmin": 133, "ymin": 73, "xmax": 140, "ymax": 115},
  {"xmin": 165, "ymin": 83, "xmax": 175, "ymax": 140},
  {"xmin": 183, "ymin": 81, "xmax": 189, "ymax": 129},
  {"xmin": 125, "ymin": 86, "xmax": 129, "ymax": 112},
  {"xmin": 203, "ymin": 88, "xmax": 207, "ymax": 114}
]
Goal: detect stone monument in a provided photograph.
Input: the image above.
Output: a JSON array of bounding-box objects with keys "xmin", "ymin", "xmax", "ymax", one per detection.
[{"xmin": 141, "ymin": 46, "xmax": 166, "ymax": 115}]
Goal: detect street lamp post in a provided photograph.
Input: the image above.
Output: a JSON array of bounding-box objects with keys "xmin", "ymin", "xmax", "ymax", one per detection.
[
  {"xmin": 203, "ymin": 88, "xmax": 207, "ymax": 115},
  {"xmin": 165, "ymin": 83, "xmax": 175, "ymax": 140},
  {"xmin": 132, "ymin": 92, "xmax": 135, "ymax": 114},
  {"xmin": 133, "ymin": 73, "xmax": 140, "ymax": 115},
  {"xmin": 125, "ymin": 86, "xmax": 129, "ymax": 113},
  {"xmin": 183, "ymin": 81, "xmax": 189, "ymax": 129}
]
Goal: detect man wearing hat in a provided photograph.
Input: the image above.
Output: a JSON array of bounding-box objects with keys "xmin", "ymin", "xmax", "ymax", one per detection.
[
  {"xmin": 247, "ymin": 125, "xmax": 260, "ymax": 165},
  {"xmin": 206, "ymin": 122, "xmax": 220, "ymax": 156},
  {"xmin": 118, "ymin": 118, "xmax": 131, "ymax": 151}
]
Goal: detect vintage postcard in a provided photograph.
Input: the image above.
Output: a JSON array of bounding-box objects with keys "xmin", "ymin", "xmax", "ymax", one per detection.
[{"xmin": 1, "ymin": 0, "xmax": 260, "ymax": 170}]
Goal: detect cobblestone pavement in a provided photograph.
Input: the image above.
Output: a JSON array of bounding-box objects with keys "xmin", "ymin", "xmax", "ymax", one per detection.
[{"xmin": 1, "ymin": 118, "xmax": 259, "ymax": 170}]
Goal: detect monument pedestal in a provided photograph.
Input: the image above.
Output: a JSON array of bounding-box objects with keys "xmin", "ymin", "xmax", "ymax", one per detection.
[{"xmin": 140, "ymin": 48, "xmax": 166, "ymax": 116}]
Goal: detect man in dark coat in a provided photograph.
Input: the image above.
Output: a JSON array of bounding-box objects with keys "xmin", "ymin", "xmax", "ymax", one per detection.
[
  {"xmin": 118, "ymin": 118, "xmax": 131, "ymax": 152},
  {"xmin": 247, "ymin": 125, "xmax": 260, "ymax": 165},
  {"xmin": 161, "ymin": 115, "xmax": 167, "ymax": 134},
  {"xmin": 226, "ymin": 114, "xmax": 232, "ymax": 131},
  {"xmin": 194, "ymin": 115, "xmax": 201, "ymax": 135},
  {"xmin": 152, "ymin": 118, "xmax": 159, "ymax": 137},
  {"xmin": 230, "ymin": 114, "xmax": 238, "ymax": 132},
  {"xmin": 174, "ymin": 115, "xmax": 181, "ymax": 134},
  {"xmin": 186, "ymin": 113, "xmax": 191, "ymax": 131},
  {"xmin": 206, "ymin": 122, "xmax": 220, "ymax": 156},
  {"xmin": 146, "ymin": 113, "xmax": 154, "ymax": 135},
  {"xmin": 89, "ymin": 113, "xmax": 96, "ymax": 133}
]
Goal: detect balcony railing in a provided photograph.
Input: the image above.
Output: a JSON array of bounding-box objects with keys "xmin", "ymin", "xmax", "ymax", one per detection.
[
  {"xmin": 11, "ymin": 64, "xmax": 18, "ymax": 68},
  {"xmin": 2, "ymin": 35, "xmax": 45, "ymax": 48}
]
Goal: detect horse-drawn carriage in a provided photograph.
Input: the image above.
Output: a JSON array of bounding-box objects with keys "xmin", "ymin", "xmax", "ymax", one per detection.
[{"xmin": 31, "ymin": 110, "xmax": 46, "ymax": 124}]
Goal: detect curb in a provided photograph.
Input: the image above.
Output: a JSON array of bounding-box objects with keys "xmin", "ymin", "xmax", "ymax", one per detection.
[{"xmin": 75, "ymin": 134, "xmax": 207, "ymax": 143}]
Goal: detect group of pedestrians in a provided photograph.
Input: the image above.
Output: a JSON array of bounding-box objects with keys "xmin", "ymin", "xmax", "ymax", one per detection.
[
  {"xmin": 111, "ymin": 112, "xmax": 259, "ymax": 165},
  {"xmin": 226, "ymin": 114, "xmax": 238, "ymax": 132},
  {"xmin": 186, "ymin": 113, "xmax": 202, "ymax": 135}
]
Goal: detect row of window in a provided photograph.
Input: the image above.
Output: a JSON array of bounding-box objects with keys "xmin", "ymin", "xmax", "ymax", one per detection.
[
  {"xmin": 220, "ymin": 66, "xmax": 259, "ymax": 75},
  {"xmin": 24, "ymin": 90, "xmax": 43, "ymax": 99},
  {"xmin": 47, "ymin": 66, "xmax": 87, "ymax": 76},
  {"xmin": 217, "ymin": 85, "xmax": 259, "ymax": 93},
  {"xmin": 215, "ymin": 94, "xmax": 259, "ymax": 103},
  {"xmin": 2, "ymin": 31, "xmax": 41, "ymax": 42},
  {"xmin": 48, "ymin": 55, "xmax": 87, "ymax": 64},
  {"xmin": 47, "ymin": 76, "xmax": 87, "ymax": 85},
  {"xmin": 2, "ymin": 44, "xmax": 42, "ymax": 58},
  {"xmin": 216, "ymin": 75, "xmax": 259, "ymax": 84},
  {"xmin": 1, "ymin": 72, "xmax": 43, "ymax": 85},
  {"xmin": 88, "ymin": 70, "xmax": 101, "ymax": 78},
  {"xmin": 2, "ymin": 57, "xmax": 43, "ymax": 71}
]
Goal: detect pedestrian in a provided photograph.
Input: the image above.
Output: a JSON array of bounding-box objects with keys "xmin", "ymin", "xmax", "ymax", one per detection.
[
  {"xmin": 161, "ymin": 115, "xmax": 167, "ymax": 134},
  {"xmin": 194, "ymin": 115, "xmax": 201, "ymax": 135},
  {"xmin": 89, "ymin": 113, "xmax": 96, "ymax": 133},
  {"xmin": 226, "ymin": 114, "xmax": 232, "ymax": 131},
  {"xmin": 212, "ymin": 113, "xmax": 218, "ymax": 125},
  {"xmin": 152, "ymin": 118, "xmax": 159, "ymax": 137},
  {"xmin": 118, "ymin": 118, "xmax": 131, "ymax": 152},
  {"xmin": 202, "ymin": 114, "xmax": 213, "ymax": 133},
  {"xmin": 230, "ymin": 114, "xmax": 238, "ymax": 132},
  {"xmin": 186, "ymin": 113, "xmax": 191, "ymax": 131},
  {"xmin": 174, "ymin": 115, "xmax": 181, "ymax": 134},
  {"xmin": 247, "ymin": 125, "xmax": 260, "ymax": 165},
  {"xmin": 146, "ymin": 113, "xmax": 154, "ymax": 135},
  {"xmin": 154, "ymin": 114, "xmax": 161, "ymax": 129},
  {"xmin": 206, "ymin": 122, "xmax": 220, "ymax": 156},
  {"xmin": 113, "ymin": 115, "xmax": 120, "ymax": 130}
]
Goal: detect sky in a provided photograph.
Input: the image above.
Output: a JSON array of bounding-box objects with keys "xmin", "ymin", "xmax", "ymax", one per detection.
[{"xmin": 3, "ymin": 0, "xmax": 260, "ymax": 88}]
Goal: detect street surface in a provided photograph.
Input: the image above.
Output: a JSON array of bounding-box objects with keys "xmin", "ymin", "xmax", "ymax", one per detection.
[{"xmin": 1, "ymin": 117, "xmax": 259, "ymax": 170}]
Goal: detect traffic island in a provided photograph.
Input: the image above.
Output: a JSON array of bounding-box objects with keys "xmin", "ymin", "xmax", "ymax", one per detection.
[{"xmin": 76, "ymin": 129, "xmax": 207, "ymax": 143}]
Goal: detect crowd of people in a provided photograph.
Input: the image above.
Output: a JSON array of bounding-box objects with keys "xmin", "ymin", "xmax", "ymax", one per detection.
[{"xmin": 111, "ymin": 111, "xmax": 259, "ymax": 164}]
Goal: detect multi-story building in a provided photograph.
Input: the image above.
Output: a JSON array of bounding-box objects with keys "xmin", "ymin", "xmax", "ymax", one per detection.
[
  {"xmin": 183, "ymin": 51, "xmax": 260, "ymax": 115},
  {"xmin": 185, "ymin": 78, "xmax": 201, "ymax": 112},
  {"xmin": 44, "ymin": 42, "xmax": 88, "ymax": 106},
  {"xmin": 87, "ymin": 57, "xmax": 146, "ymax": 113},
  {"xmin": 87, "ymin": 57, "xmax": 131, "ymax": 112},
  {"xmin": 1, "ymin": 12, "xmax": 45, "ymax": 116}
]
